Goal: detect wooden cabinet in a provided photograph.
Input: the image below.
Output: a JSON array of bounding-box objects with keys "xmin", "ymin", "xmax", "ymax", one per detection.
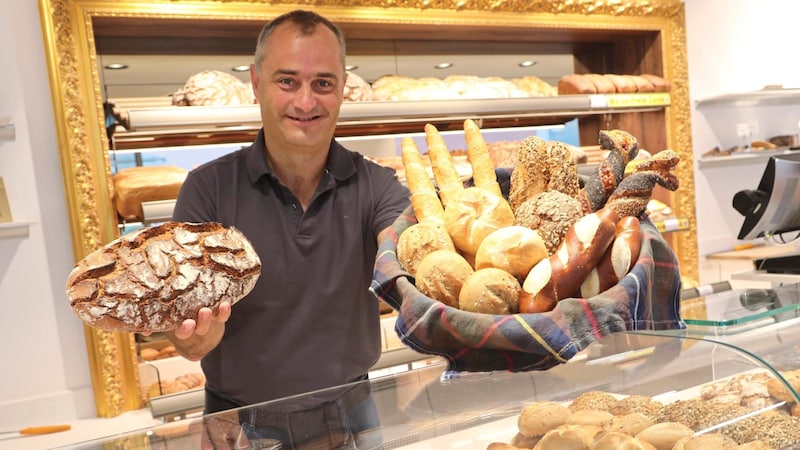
[{"xmin": 39, "ymin": 0, "xmax": 696, "ymax": 417}]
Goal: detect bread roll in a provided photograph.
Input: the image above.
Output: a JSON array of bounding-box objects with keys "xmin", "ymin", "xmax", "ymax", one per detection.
[
  {"xmin": 624, "ymin": 75, "xmax": 655, "ymax": 93},
  {"xmin": 397, "ymin": 222, "xmax": 456, "ymax": 276},
  {"xmin": 343, "ymin": 71, "xmax": 374, "ymax": 102},
  {"xmin": 139, "ymin": 348, "xmax": 160, "ymax": 361},
  {"xmin": 672, "ymin": 433, "xmax": 737, "ymax": 450},
  {"xmin": 591, "ymin": 431, "xmax": 657, "ymax": 450},
  {"xmin": 565, "ymin": 410, "xmax": 614, "ymax": 428},
  {"xmin": 569, "ymin": 391, "xmax": 619, "ymax": 412},
  {"xmin": 518, "ymin": 401, "xmax": 572, "ymax": 437},
  {"xmin": 464, "ymin": 118, "xmax": 503, "ymax": 198},
  {"xmin": 402, "ymin": 136, "xmax": 446, "ymax": 224},
  {"xmin": 414, "ymin": 250, "xmax": 474, "ymax": 308},
  {"xmin": 66, "ymin": 222, "xmax": 261, "ymax": 333},
  {"xmin": 444, "ymin": 186, "xmax": 515, "ymax": 256},
  {"xmin": 604, "ymin": 74, "xmax": 638, "ymax": 93},
  {"xmin": 639, "ymin": 74, "xmax": 671, "ymax": 92},
  {"xmin": 606, "ymin": 412, "xmax": 654, "ymax": 436},
  {"xmin": 425, "ymin": 123, "xmax": 464, "ymax": 208},
  {"xmin": 585, "ymin": 74, "xmax": 616, "ymax": 94},
  {"xmin": 766, "ymin": 369, "xmax": 800, "ymax": 402},
  {"xmin": 558, "ymin": 74, "xmax": 597, "ymax": 95},
  {"xmin": 635, "ymin": 422, "xmax": 693, "ymax": 450},
  {"xmin": 172, "ymin": 70, "xmax": 253, "ymax": 106},
  {"xmin": 514, "ymin": 191, "xmax": 583, "ymax": 254},
  {"xmin": 475, "ymin": 226, "xmax": 548, "ymax": 281},
  {"xmin": 458, "ymin": 267, "xmax": 521, "ymax": 314},
  {"xmin": 536, "ymin": 424, "xmax": 604, "ymax": 449},
  {"xmin": 113, "ymin": 165, "xmax": 188, "ymax": 221}
]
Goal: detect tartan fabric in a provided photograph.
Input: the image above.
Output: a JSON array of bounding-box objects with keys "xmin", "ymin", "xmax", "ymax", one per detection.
[{"xmin": 370, "ymin": 169, "xmax": 685, "ymax": 373}]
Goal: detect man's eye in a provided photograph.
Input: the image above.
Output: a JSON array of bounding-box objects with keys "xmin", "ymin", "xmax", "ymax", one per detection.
[{"xmin": 277, "ymin": 78, "xmax": 294, "ymax": 87}]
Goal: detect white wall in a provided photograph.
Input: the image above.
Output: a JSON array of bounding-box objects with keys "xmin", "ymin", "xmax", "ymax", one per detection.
[
  {"xmin": 0, "ymin": 0, "xmax": 94, "ymax": 428},
  {"xmin": 686, "ymin": 0, "xmax": 800, "ymax": 265}
]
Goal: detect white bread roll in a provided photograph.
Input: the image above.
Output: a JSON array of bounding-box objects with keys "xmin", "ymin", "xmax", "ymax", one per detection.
[
  {"xmin": 414, "ymin": 250, "xmax": 473, "ymax": 308},
  {"xmin": 536, "ymin": 424, "xmax": 604, "ymax": 449},
  {"xmin": 565, "ymin": 409, "xmax": 614, "ymax": 428},
  {"xmin": 458, "ymin": 268, "xmax": 520, "ymax": 314},
  {"xmin": 672, "ymin": 433, "xmax": 738, "ymax": 450},
  {"xmin": 444, "ymin": 186, "xmax": 515, "ymax": 256},
  {"xmin": 591, "ymin": 431, "xmax": 657, "ymax": 450},
  {"xmin": 518, "ymin": 401, "xmax": 572, "ymax": 437},
  {"xmin": 635, "ymin": 422, "xmax": 694, "ymax": 450},
  {"xmin": 66, "ymin": 222, "xmax": 261, "ymax": 333},
  {"xmin": 475, "ymin": 226, "xmax": 548, "ymax": 282},
  {"xmin": 397, "ymin": 222, "xmax": 456, "ymax": 277}
]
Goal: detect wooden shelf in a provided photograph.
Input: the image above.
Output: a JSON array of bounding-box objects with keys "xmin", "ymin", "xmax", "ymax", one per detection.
[{"xmin": 0, "ymin": 221, "xmax": 32, "ymax": 239}]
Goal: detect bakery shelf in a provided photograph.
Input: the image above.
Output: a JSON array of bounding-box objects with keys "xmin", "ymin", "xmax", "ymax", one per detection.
[
  {"xmin": 695, "ymin": 87, "xmax": 800, "ymax": 109},
  {"xmin": 0, "ymin": 221, "xmax": 32, "ymax": 239},
  {"xmin": 110, "ymin": 93, "xmax": 670, "ymax": 149},
  {"xmin": 697, "ymin": 147, "xmax": 800, "ymax": 169}
]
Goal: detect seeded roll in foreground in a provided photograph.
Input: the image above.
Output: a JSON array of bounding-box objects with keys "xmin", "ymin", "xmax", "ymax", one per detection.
[{"xmin": 66, "ymin": 222, "xmax": 261, "ymax": 333}]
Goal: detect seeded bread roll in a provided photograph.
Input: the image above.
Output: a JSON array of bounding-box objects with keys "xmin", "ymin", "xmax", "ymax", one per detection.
[
  {"xmin": 415, "ymin": 250, "xmax": 474, "ymax": 308},
  {"xmin": 458, "ymin": 268, "xmax": 521, "ymax": 314},
  {"xmin": 66, "ymin": 222, "xmax": 261, "ymax": 333}
]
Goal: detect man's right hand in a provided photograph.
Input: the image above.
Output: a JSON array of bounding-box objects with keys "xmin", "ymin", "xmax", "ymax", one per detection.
[{"xmin": 166, "ymin": 302, "xmax": 232, "ymax": 361}]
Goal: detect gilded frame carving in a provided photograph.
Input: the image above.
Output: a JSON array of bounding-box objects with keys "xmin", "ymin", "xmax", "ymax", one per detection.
[{"xmin": 38, "ymin": 0, "xmax": 695, "ymax": 417}]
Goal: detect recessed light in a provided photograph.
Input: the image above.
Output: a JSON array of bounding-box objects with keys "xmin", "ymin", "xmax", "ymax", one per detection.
[
  {"xmin": 518, "ymin": 60, "xmax": 537, "ymax": 68},
  {"xmin": 435, "ymin": 62, "xmax": 453, "ymax": 69},
  {"xmin": 345, "ymin": 65, "xmax": 359, "ymax": 71},
  {"xmin": 231, "ymin": 65, "xmax": 250, "ymax": 72},
  {"xmin": 104, "ymin": 63, "xmax": 128, "ymax": 70}
]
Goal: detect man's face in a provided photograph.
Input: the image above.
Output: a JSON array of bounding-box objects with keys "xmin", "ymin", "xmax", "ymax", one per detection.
[{"xmin": 250, "ymin": 23, "xmax": 345, "ymax": 153}]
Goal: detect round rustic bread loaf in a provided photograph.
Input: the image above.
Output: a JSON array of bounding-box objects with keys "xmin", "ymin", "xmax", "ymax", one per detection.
[{"xmin": 65, "ymin": 222, "xmax": 261, "ymax": 333}]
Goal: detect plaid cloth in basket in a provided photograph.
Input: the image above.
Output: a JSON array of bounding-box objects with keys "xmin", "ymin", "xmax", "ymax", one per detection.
[{"xmin": 370, "ymin": 169, "xmax": 685, "ymax": 373}]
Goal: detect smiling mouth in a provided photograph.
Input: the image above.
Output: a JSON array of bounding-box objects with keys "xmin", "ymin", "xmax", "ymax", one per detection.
[{"xmin": 288, "ymin": 115, "xmax": 321, "ymax": 122}]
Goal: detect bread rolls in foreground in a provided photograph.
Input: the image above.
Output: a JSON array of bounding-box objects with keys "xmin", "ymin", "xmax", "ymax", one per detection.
[{"xmin": 66, "ymin": 222, "xmax": 261, "ymax": 333}]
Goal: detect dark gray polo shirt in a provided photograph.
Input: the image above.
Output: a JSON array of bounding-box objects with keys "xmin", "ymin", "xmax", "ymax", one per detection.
[{"xmin": 172, "ymin": 129, "xmax": 409, "ymax": 405}]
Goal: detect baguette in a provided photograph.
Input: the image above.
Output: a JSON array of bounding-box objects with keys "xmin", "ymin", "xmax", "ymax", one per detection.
[
  {"xmin": 463, "ymin": 119, "xmax": 503, "ymax": 198},
  {"xmin": 425, "ymin": 123, "xmax": 464, "ymax": 208},
  {"xmin": 401, "ymin": 136, "xmax": 446, "ymax": 224}
]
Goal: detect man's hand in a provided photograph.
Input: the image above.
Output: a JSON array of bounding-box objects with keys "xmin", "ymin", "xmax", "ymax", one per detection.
[
  {"xmin": 173, "ymin": 302, "xmax": 232, "ymax": 340},
  {"xmin": 165, "ymin": 302, "xmax": 232, "ymax": 361}
]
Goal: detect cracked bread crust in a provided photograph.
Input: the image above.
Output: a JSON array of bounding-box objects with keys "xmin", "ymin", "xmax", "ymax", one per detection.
[{"xmin": 66, "ymin": 222, "xmax": 261, "ymax": 333}]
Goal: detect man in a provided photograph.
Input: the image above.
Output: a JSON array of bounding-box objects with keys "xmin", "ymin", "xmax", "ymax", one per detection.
[{"xmin": 167, "ymin": 9, "xmax": 410, "ymax": 448}]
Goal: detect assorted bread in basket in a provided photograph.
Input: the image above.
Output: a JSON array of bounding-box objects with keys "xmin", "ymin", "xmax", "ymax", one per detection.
[{"xmin": 371, "ymin": 120, "xmax": 686, "ymax": 372}]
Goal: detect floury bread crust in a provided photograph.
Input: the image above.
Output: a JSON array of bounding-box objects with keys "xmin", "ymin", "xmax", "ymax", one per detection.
[{"xmin": 66, "ymin": 222, "xmax": 261, "ymax": 333}]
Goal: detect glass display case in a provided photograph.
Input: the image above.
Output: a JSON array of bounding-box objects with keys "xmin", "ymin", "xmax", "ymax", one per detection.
[{"xmin": 55, "ymin": 322, "xmax": 800, "ymax": 450}]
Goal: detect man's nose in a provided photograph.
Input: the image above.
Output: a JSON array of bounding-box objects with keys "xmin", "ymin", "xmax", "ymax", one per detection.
[{"xmin": 294, "ymin": 84, "xmax": 316, "ymax": 111}]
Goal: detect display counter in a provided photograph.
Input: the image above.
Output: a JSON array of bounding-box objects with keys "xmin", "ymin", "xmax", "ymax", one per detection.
[{"xmin": 55, "ymin": 321, "xmax": 800, "ymax": 450}]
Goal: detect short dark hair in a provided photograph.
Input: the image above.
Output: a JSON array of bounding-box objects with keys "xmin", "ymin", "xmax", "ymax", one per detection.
[{"xmin": 253, "ymin": 10, "xmax": 347, "ymax": 73}]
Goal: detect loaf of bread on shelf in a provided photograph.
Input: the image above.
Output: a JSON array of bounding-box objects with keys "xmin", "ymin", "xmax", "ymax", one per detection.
[
  {"xmin": 66, "ymin": 221, "xmax": 261, "ymax": 333},
  {"xmin": 113, "ymin": 165, "xmax": 188, "ymax": 221},
  {"xmin": 557, "ymin": 73, "xmax": 672, "ymax": 95},
  {"xmin": 172, "ymin": 70, "xmax": 253, "ymax": 106},
  {"xmin": 343, "ymin": 71, "xmax": 374, "ymax": 102}
]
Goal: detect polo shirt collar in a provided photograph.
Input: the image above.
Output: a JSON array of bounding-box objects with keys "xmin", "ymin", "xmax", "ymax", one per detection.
[{"xmin": 245, "ymin": 129, "xmax": 356, "ymax": 184}]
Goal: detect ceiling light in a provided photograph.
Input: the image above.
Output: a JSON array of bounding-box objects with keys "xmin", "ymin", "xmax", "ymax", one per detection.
[
  {"xmin": 104, "ymin": 63, "xmax": 128, "ymax": 70},
  {"xmin": 435, "ymin": 62, "xmax": 453, "ymax": 69},
  {"xmin": 231, "ymin": 65, "xmax": 250, "ymax": 72},
  {"xmin": 518, "ymin": 60, "xmax": 537, "ymax": 68},
  {"xmin": 345, "ymin": 65, "xmax": 358, "ymax": 71}
]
